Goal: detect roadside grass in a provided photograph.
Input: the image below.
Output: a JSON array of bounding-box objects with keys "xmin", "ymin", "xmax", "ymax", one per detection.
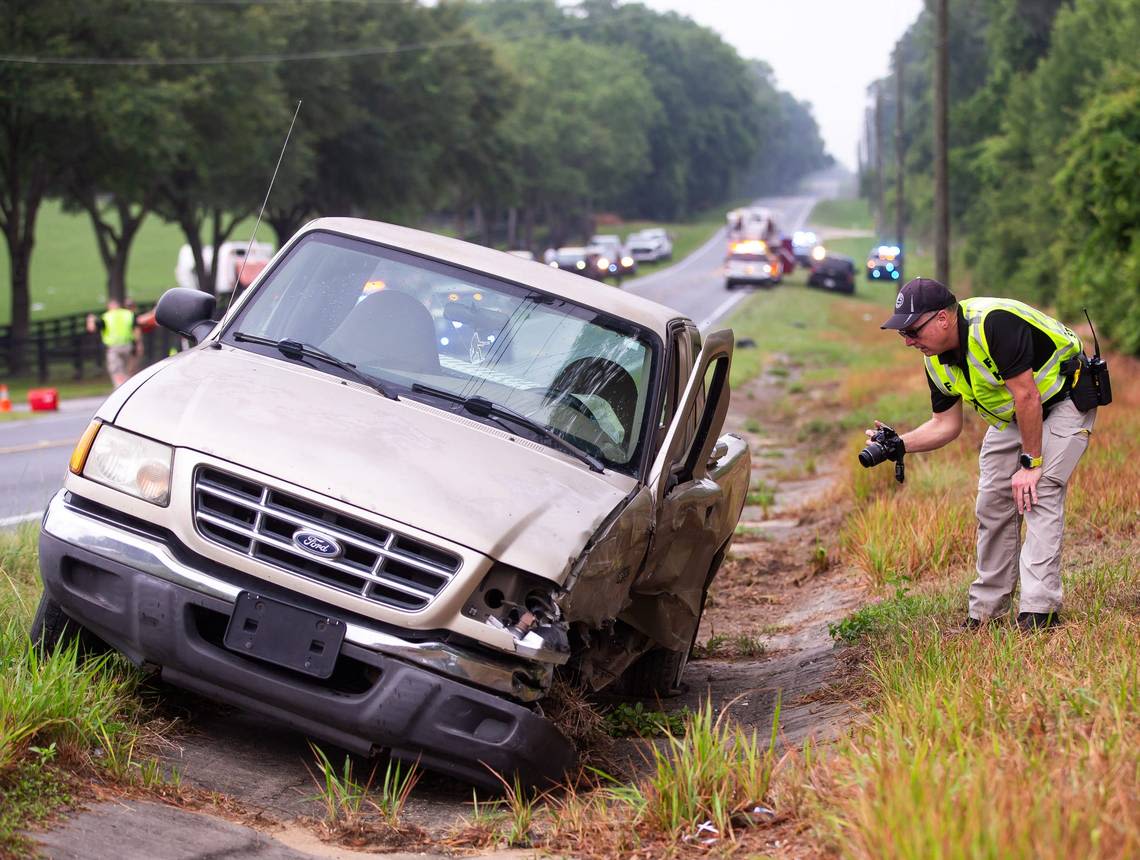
[
  {"xmin": 805, "ymin": 197, "xmax": 873, "ymax": 231},
  {"xmin": 801, "ymin": 549, "xmax": 1139, "ymax": 858},
  {"xmin": 733, "ymin": 202, "xmax": 1140, "ymax": 857},
  {"xmin": 529, "ymin": 699, "xmax": 783, "ymax": 856},
  {"xmin": 306, "ymin": 743, "xmax": 420, "ymax": 832},
  {"xmin": 0, "ymin": 524, "xmax": 165, "ymax": 855}
]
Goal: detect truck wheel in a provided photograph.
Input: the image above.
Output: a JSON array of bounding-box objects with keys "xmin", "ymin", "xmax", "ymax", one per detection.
[
  {"xmin": 622, "ymin": 645, "xmax": 689, "ymax": 698},
  {"xmin": 30, "ymin": 593, "xmax": 107, "ymax": 657},
  {"xmin": 622, "ymin": 539, "xmax": 733, "ymax": 699}
]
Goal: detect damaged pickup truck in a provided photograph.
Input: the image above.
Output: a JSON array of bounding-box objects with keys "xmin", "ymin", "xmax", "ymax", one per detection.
[{"xmin": 34, "ymin": 218, "xmax": 750, "ymax": 789}]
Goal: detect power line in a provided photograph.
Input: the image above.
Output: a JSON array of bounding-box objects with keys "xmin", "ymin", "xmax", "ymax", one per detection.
[
  {"xmin": 142, "ymin": 0, "xmax": 421, "ymax": 4},
  {"xmin": 0, "ymin": 11, "xmax": 621, "ymax": 67}
]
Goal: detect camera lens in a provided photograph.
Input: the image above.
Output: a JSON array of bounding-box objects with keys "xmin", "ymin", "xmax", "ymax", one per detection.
[{"xmin": 858, "ymin": 442, "xmax": 885, "ymax": 468}]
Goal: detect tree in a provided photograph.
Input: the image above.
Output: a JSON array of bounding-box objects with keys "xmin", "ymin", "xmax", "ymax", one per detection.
[
  {"xmin": 1054, "ymin": 68, "xmax": 1140, "ymax": 353},
  {"xmin": 265, "ymin": 2, "xmax": 515, "ymax": 248},
  {"xmin": 0, "ymin": 0, "xmax": 89, "ymax": 372},
  {"xmin": 494, "ymin": 36, "xmax": 659, "ymax": 246},
  {"xmin": 63, "ymin": 45, "xmax": 190, "ymax": 302},
  {"xmin": 149, "ymin": 5, "xmax": 292, "ymax": 295}
]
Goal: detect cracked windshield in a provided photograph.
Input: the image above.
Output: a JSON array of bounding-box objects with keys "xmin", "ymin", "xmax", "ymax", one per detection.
[{"xmin": 233, "ymin": 231, "xmax": 654, "ymax": 469}]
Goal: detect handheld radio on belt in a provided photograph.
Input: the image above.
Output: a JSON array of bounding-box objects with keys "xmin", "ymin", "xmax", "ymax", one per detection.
[{"xmin": 1082, "ymin": 308, "xmax": 1112, "ymax": 407}]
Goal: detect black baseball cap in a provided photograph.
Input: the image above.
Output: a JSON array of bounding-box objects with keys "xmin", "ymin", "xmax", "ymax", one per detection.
[{"xmin": 880, "ymin": 277, "xmax": 957, "ymax": 330}]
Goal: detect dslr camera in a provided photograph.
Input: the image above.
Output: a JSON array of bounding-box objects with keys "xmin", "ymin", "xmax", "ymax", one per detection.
[{"xmin": 859, "ymin": 424, "xmax": 906, "ymax": 483}]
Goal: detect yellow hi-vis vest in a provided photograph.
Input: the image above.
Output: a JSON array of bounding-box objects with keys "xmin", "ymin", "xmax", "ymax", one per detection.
[
  {"xmin": 924, "ymin": 298, "xmax": 1082, "ymax": 429},
  {"xmin": 101, "ymin": 307, "xmax": 135, "ymax": 347}
]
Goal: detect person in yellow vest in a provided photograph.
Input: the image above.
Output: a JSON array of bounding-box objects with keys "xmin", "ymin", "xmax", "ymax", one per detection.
[
  {"xmin": 86, "ymin": 298, "xmax": 141, "ymax": 388},
  {"xmin": 869, "ymin": 278, "xmax": 1096, "ymax": 632}
]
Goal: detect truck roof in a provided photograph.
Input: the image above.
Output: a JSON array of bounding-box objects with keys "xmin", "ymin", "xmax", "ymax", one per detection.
[{"xmin": 298, "ymin": 218, "xmax": 684, "ymax": 337}]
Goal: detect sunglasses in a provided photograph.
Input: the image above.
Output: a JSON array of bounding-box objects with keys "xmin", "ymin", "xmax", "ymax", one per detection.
[{"xmin": 898, "ymin": 311, "xmax": 941, "ymax": 339}]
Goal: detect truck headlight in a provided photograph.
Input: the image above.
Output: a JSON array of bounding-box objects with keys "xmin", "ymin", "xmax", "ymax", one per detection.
[{"xmin": 72, "ymin": 421, "xmax": 174, "ymax": 506}]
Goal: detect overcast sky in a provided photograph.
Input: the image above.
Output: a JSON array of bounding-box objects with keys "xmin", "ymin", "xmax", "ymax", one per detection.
[{"xmin": 639, "ymin": 0, "xmax": 925, "ymax": 170}]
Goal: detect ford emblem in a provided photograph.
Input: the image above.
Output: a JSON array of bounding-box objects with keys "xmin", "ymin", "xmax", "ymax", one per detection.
[{"xmin": 292, "ymin": 529, "xmax": 342, "ymax": 559}]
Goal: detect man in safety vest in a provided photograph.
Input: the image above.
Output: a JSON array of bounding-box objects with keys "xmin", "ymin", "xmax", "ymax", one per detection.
[
  {"xmin": 86, "ymin": 298, "xmax": 141, "ymax": 388},
  {"xmin": 868, "ymin": 278, "xmax": 1096, "ymax": 632}
]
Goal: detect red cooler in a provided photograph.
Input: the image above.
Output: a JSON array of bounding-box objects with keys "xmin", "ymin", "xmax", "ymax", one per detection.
[{"xmin": 28, "ymin": 388, "xmax": 59, "ymax": 411}]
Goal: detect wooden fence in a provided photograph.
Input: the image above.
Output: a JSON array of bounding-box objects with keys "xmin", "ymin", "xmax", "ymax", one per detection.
[{"xmin": 1, "ymin": 304, "xmax": 182, "ymax": 382}]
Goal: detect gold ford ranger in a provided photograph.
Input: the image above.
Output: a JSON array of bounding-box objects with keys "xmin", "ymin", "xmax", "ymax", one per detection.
[{"xmin": 34, "ymin": 218, "xmax": 750, "ymax": 788}]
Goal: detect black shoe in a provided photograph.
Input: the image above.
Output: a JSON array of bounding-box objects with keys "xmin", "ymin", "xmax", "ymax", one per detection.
[
  {"xmin": 957, "ymin": 616, "xmax": 983, "ymax": 631},
  {"xmin": 1016, "ymin": 611, "xmax": 1061, "ymax": 632}
]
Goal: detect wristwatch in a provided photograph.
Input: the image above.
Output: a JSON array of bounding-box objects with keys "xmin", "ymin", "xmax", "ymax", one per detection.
[{"xmin": 1019, "ymin": 452, "xmax": 1043, "ymax": 469}]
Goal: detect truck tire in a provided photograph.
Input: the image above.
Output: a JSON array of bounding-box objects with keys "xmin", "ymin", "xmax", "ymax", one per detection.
[
  {"xmin": 621, "ymin": 539, "xmax": 733, "ymax": 699},
  {"xmin": 30, "ymin": 593, "xmax": 108, "ymax": 657}
]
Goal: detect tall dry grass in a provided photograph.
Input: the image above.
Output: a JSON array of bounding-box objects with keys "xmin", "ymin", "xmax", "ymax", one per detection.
[
  {"xmin": 784, "ymin": 307, "xmax": 1140, "ymax": 857},
  {"xmin": 798, "ymin": 550, "xmax": 1139, "ymax": 859}
]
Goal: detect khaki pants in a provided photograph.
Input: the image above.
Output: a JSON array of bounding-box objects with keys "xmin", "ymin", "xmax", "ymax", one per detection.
[{"xmin": 969, "ymin": 398, "xmax": 1096, "ymax": 620}]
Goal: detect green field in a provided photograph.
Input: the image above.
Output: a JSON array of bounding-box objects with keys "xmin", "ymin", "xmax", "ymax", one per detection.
[{"xmin": 0, "ymin": 202, "xmax": 265, "ymax": 326}]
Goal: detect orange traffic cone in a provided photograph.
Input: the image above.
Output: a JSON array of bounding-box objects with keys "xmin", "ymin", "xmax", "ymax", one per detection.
[{"xmin": 0, "ymin": 384, "xmax": 10, "ymax": 412}]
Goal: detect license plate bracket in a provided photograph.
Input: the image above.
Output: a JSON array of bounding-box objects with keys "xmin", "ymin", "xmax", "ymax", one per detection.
[{"xmin": 224, "ymin": 591, "xmax": 346, "ymax": 679}]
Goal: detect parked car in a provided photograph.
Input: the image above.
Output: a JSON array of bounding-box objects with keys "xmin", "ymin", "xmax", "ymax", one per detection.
[
  {"xmin": 725, "ymin": 239, "xmax": 782, "ymax": 289},
  {"xmin": 807, "ymin": 253, "xmax": 856, "ymax": 294},
  {"xmin": 548, "ymin": 246, "xmax": 603, "ymax": 280},
  {"xmin": 866, "ymin": 244, "xmax": 903, "ymax": 283},
  {"xmin": 34, "ymin": 217, "xmax": 750, "ymax": 791},
  {"xmin": 505, "ymin": 249, "xmax": 535, "ymax": 261},
  {"xmin": 626, "ymin": 228, "xmax": 673, "ymax": 263},
  {"xmin": 587, "ymin": 234, "xmax": 636, "ymax": 280}
]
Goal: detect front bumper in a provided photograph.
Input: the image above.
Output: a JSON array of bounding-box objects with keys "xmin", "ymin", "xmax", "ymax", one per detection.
[{"xmin": 38, "ymin": 491, "xmax": 574, "ymax": 789}]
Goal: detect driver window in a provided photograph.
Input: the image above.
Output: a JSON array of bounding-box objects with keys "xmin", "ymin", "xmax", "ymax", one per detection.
[{"xmin": 657, "ymin": 324, "xmax": 690, "ymax": 445}]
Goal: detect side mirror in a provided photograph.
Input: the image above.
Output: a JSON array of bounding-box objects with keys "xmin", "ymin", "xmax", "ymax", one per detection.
[{"xmin": 155, "ymin": 287, "xmax": 217, "ymax": 344}]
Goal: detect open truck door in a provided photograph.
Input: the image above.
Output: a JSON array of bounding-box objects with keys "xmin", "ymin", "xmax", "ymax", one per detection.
[{"xmin": 621, "ymin": 328, "xmax": 748, "ymax": 694}]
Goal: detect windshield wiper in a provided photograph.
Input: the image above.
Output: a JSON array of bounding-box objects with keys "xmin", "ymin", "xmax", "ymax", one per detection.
[
  {"xmin": 409, "ymin": 383, "xmax": 604, "ymax": 473},
  {"xmin": 232, "ymin": 332, "xmax": 398, "ymax": 400}
]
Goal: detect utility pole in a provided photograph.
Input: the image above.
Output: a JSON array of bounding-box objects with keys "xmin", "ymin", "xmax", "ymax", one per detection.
[
  {"xmin": 874, "ymin": 82, "xmax": 885, "ymax": 238},
  {"xmin": 933, "ymin": 0, "xmax": 950, "ymax": 284},
  {"xmin": 895, "ymin": 45, "xmax": 905, "ymax": 261}
]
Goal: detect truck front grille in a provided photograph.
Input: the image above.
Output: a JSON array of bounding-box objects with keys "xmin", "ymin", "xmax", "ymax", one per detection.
[{"xmin": 192, "ymin": 467, "xmax": 461, "ymax": 611}]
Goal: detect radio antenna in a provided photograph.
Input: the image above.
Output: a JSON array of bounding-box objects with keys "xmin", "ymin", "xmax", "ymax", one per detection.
[
  {"xmin": 1081, "ymin": 307, "xmax": 1102, "ymax": 358},
  {"xmin": 233, "ymin": 99, "xmax": 302, "ymax": 301}
]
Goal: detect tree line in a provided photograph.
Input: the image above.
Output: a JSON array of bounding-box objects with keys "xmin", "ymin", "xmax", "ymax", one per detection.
[
  {"xmin": 0, "ymin": 0, "xmax": 829, "ymax": 373},
  {"xmin": 860, "ymin": 0, "xmax": 1140, "ymax": 355}
]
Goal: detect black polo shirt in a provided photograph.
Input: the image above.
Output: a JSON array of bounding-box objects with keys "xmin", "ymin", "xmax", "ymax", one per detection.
[{"xmin": 928, "ymin": 307, "xmax": 1068, "ymax": 415}]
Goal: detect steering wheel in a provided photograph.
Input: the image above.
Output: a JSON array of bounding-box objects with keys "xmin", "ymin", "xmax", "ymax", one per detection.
[{"xmin": 545, "ymin": 389, "xmax": 601, "ymax": 424}]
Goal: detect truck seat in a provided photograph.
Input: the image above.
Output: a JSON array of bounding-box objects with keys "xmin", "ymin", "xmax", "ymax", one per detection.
[{"xmin": 323, "ymin": 290, "xmax": 441, "ymax": 375}]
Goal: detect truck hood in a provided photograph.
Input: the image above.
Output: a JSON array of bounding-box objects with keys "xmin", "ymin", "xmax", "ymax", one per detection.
[{"xmin": 113, "ymin": 347, "xmax": 634, "ymax": 580}]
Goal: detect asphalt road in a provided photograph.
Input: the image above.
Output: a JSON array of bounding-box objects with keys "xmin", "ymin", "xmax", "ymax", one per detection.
[
  {"xmin": 625, "ymin": 190, "xmax": 820, "ymax": 328},
  {"xmin": 0, "ymin": 182, "xmax": 836, "ymax": 528},
  {"xmin": 0, "ymin": 398, "xmax": 102, "ymax": 527}
]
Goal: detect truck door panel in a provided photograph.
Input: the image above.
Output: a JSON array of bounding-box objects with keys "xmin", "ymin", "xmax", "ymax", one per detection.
[{"xmin": 623, "ymin": 330, "xmax": 736, "ymax": 651}]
